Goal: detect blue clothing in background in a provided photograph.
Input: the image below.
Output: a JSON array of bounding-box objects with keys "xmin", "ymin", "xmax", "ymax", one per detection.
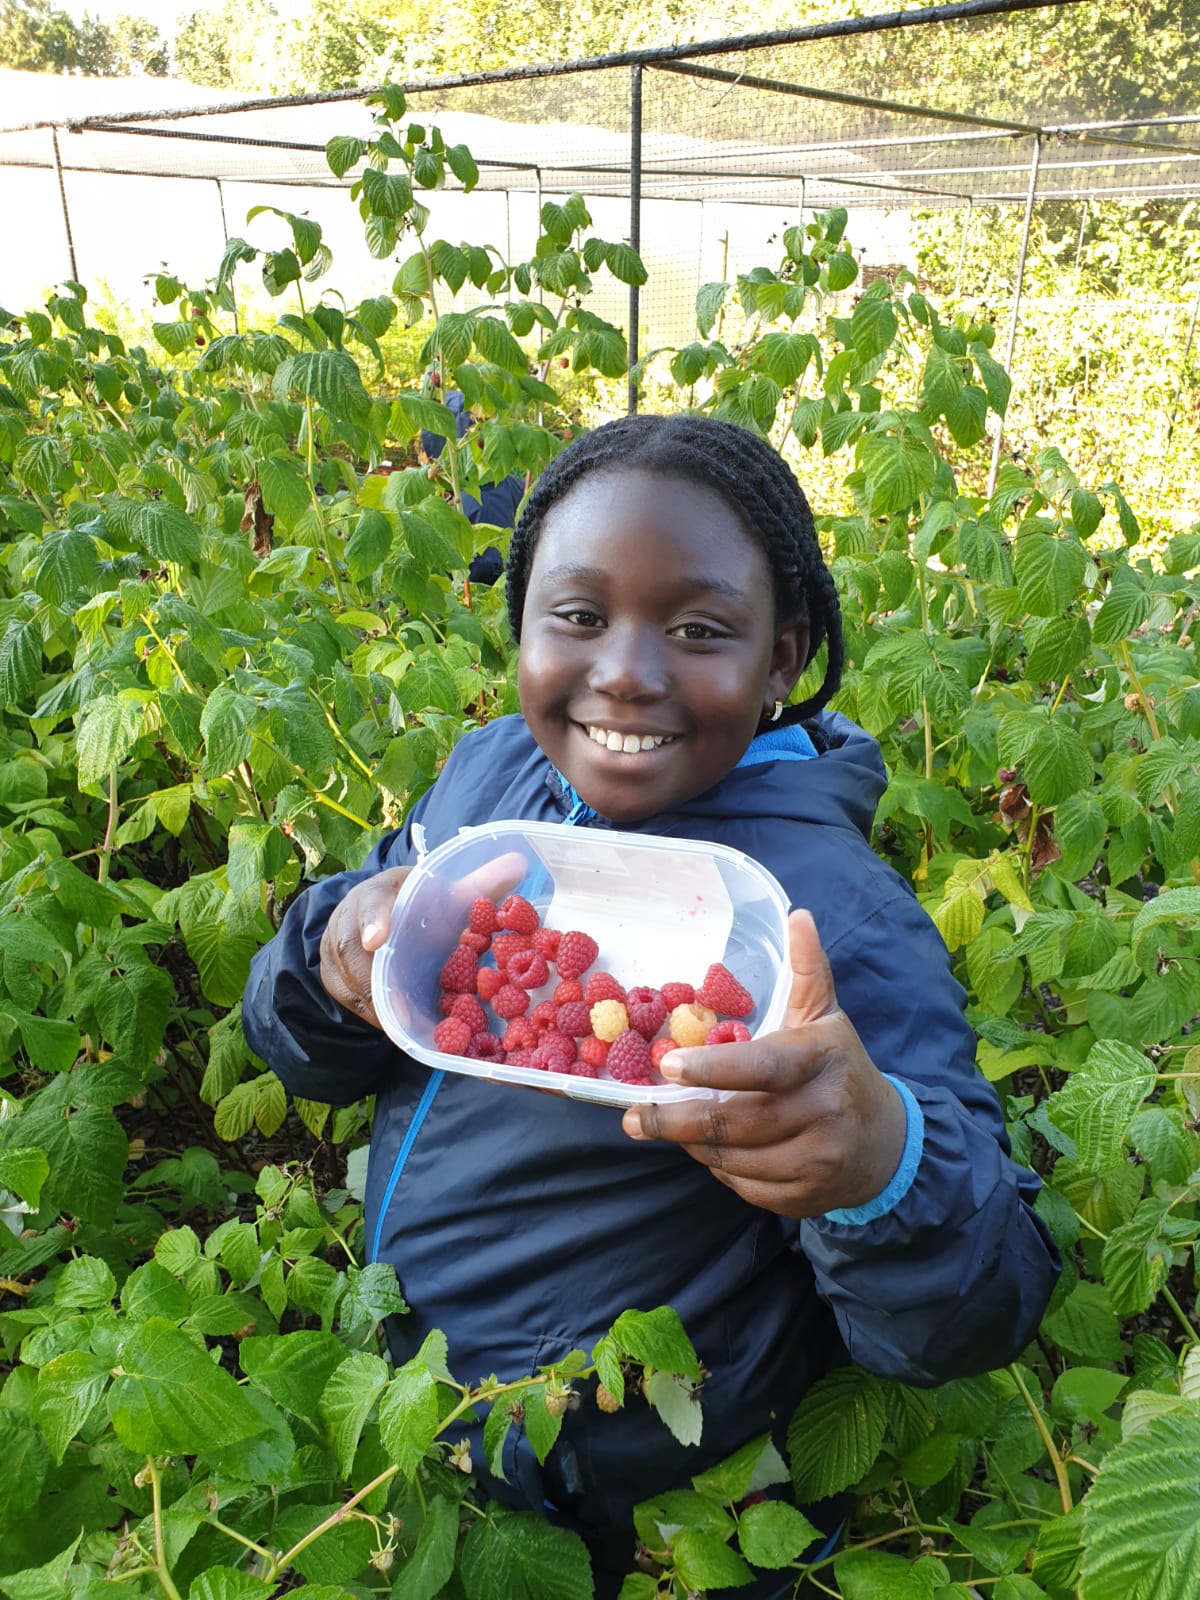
[
  {"xmin": 243, "ymin": 711, "xmax": 1059, "ymax": 1564},
  {"xmin": 419, "ymin": 388, "xmax": 523, "ymax": 586}
]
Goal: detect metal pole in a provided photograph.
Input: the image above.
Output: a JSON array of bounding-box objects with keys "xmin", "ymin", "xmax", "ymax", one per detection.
[
  {"xmin": 628, "ymin": 64, "xmax": 643, "ymax": 417},
  {"xmin": 51, "ymin": 128, "xmax": 79, "ymax": 282},
  {"xmin": 534, "ymin": 166, "xmax": 544, "ymax": 309},
  {"xmin": 1073, "ymin": 197, "xmax": 1088, "ymax": 275},
  {"xmin": 954, "ymin": 197, "xmax": 972, "ymax": 299},
  {"xmin": 987, "ymin": 132, "xmax": 1040, "ymax": 498}
]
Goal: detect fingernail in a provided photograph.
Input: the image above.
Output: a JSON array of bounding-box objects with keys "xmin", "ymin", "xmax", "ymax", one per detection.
[
  {"xmin": 623, "ymin": 1110, "xmax": 647, "ymax": 1139},
  {"xmin": 362, "ymin": 920, "xmax": 380, "ymax": 943},
  {"xmin": 658, "ymin": 1051, "xmax": 685, "ymax": 1082}
]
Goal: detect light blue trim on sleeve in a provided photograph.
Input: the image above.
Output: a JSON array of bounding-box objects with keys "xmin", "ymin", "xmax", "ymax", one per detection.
[
  {"xmin": 821, "ymin": 1074, "xmax": 925, "ymax": 1226},
  {"xmin": 735, "ymin": 722, "xmax": 819, "ymax": 768}
]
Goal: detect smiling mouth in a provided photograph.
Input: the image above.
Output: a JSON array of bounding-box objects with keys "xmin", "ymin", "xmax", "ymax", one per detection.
[{"xmin": 582, "ymin": 723, "xmax": 681, "ymax": 754}]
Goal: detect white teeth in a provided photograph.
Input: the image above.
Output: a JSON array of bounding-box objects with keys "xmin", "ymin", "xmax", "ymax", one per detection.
[{"xmin": 585, "ymin": 724, "xmax": 675, "ymax": 752}]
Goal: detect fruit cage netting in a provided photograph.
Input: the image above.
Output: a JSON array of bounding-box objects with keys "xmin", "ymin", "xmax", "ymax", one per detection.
[{"xmin": 1, "ymin": 0, "xmax": 1199, "ymax": 426}]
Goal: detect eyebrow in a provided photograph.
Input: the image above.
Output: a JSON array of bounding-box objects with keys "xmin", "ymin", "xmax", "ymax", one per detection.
[{"xmin": 536, "ymin": 563, "xmax": 750, "ymax": 604}]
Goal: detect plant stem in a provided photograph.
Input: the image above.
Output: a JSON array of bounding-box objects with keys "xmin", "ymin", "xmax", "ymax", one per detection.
[
  {"xmin": 1161, "ymin": 1284, "xmax": 1199, "ymax": 1346},
  {"xmin": 147, "ymin": 1458, "xmax": 185, "ymax": 1600},
  {"xmin": 1008, "ymin": 1363, "xmax": 1073, "ymax": 1514},
  {"xmin": 98, "ymin": 769, "xmax": 119, "ymax": 886},
  {"xmin": 207, "ymin": 1517, "xmax": 274, "ymax": 1561},
  {"xmin": 267, "ymin": 1463, "xmax": 400, "ymax": 1579},
  {"xmin": 139, "ymin": 613, "xmax": 199, "ymax": 696}
]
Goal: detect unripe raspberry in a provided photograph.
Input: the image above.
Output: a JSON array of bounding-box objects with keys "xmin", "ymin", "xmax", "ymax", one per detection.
[
  {"xmin": 595, "ymin": 1384, "xmax": 620, "ymax": 1413},
  {"xmin": 669, "ymin": 1002, "xmax": 718, "ymax": 1047},
  {"xmin": 590, "ymin": 999, "xmax": 629, "ymax": 1042},
  {"xmin": 545, "ymin": 1386, "xmax": 572, "ymax": 1417},
  {"xmin": 492, "ymin": 983, "xmax": 531, "ymax": 1019}
]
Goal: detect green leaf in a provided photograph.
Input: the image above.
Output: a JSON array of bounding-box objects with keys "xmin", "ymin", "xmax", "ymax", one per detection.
[
  {"xmin": 258, "ymin": 452, "xmax": 311, "ymax": 532},
  {"xmin": 472, "ymin": 315, "xmax": 528, "ymax": 375},
  {"xmin": 788, "ymin": 1367, "xmax": 887, "ymax": 1500},
  {"xmin": 672, "ymin": 1530, "xmax": 754, "ymax": 1592},
  {"xmin": 1051, "ymin": 1367, "xmax": 1126, "ymax": 1426},
  {"xmin": 325, "ymin": 135, "xmax": 366, "ymax": 178},
  {"xmin": 361, "ymin": 164, "xmax": 413, "ymax": 218},
  {"xmin": 859, "ymin": 430, "xmax": 937, "ymax": 514},
  {"xmin": 34, "ymin": 1350, "xmax": 110, "ymax": 1464},
  {"xmin": 1014, "ymin": 532, "xmax": 1087, "ymax": 617},
  {"xmin": 1081, "ymin": 1412, "xmax": 1200, "ymax": 1600},
  {"xmin": 320, "ymin": 1350, "xmax": 388, "ymax": 1476},
  {"xmin": 604, "ymin": 241, "xmax": 647, "ymax": 286},
  {"xmin": 460, "ymin": 1507, "xmax": 592, "ymax": 1600},
  {"xmin": 834, "ymin": 1548, "xmax": 952, "ymax": 1598},
  {"xmin": 1092, "ymin": 564, "xmax": 1149, "ymax": 646},
  {"xmin": 522, "ymin": 1383, "xmax": 565, "ymax": 1464},
  {"xmin": 275, "ymin": 349, "xmax": 372, "ymax": 425},
  {"xmin": 0, "ymin": 617, "xmax": 42, "ymax": 705},
  {"xmin": 691, "ymin": 1434, "xmax": 790, "ymax": 1503},
  {"xmin": 240, "ymin": 1330, "xmax": 349, "ymax": 1430},
  {"xmin": 1024, "ymin": 614, "xmax": 1091, "ymax": 683},
  {"xmin": 108, "ymin": 1319, "xmax": 268, "ymax": 1455},
  {"xmin": 76, "ymin": 690, "xmax": 147, "ymax": 788},
  {"xmin": 922, "ymin": 343, "xmax": 965, "ymax": 414},
  {"xmin": 132, "ymin": 499, "xmax": 202, "ymax": 564},
  {"xmin": 378, "ymin": 1359, "xmax": 438, "ymax": 1476},
  {"xmin": 446, "ymin": 142, "xmax": 479, "ymax": 190},
  {"xmin": 696, "ymin": 282, "xmax": 728, "ymax": 338},
  {"xmin": 19, "ymin": 1093, "xmax": 124, "ymax": 1222},
  {"xmin": 850, "ymin": 287, "xmax": 898, "ymax": 362},
  {"xmin": 55, "ymin": 1254, "xmax": 116, "ymax": 1309},
  {"xmin": 999, "ymin": 709, "xmax": 1093, "ymax": 806},
  {"xmin": 0, "ymin": 1411, "xmax": 51, "ymax": 1532},
  {"xmin": 738, "ymin": 1500, "xmax": 822, "ymax": 1568},
  {"xmin": 1042, "ymin": 1280, "xmax": 1123, "ymax": 1363},
  {"xmin": 391, "ymin": 1494, "xmax": 460, "ymax": 1600},
  {"xmin": 95, "ymin": 964, "xmax": 173, "ymax": 1071},
  {"xmin": 200, "ymin": 684, "xmax": 259, "ymax": 777},
  {"xmin": 33, "ymin": 527, "xmax": 99, "ymax": 606},
  {"xmin": 757, "ymin": 330, "xmax": 815, "ymax": 385},
  {"xmin": 346, "ymin": 507, "xmax": 392, "ymax": 580},
  {"xmin": 611, "ymin": 1305, "xmax": 702, "ymax": 1379},
  {"xmin": 1047, "ymin": 1040, "xmax": 1155, "ymax": 1170},
  {"xmin": 643, "ymin": 1369, "xmax": 702, "ymax": 1448},
  {"xmin": 0, "ymin": 1146, "xmax": 48, "ymax": 1208}
]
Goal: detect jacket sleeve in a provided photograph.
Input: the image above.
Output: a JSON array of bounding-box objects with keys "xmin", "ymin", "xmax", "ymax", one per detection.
[
  {"xmin": 795, "ymin": 888, "xmax": 1061, "ymax": 1386},
  {"xmin": 241, "ymin": 804, "xmax": 429, "ymax": 1106}
]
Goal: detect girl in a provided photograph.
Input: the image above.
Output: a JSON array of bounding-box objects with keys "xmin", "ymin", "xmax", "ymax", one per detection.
[{"xmin": 243, "ymin": 414, "xmax": 1059, "ymax": 1597}]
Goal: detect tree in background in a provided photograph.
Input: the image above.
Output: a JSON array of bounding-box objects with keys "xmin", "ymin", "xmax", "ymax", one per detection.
[
  {"xmin": 0, "ymin": 0, "xmax": 167, "ymax": 74},
  {"xmin": 0, "ymin": 0, "xmax": 82, "ymax": 70}
]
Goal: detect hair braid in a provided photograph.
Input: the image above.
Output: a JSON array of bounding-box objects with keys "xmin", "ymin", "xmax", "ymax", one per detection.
[{"xmin": 506, "ymin": 413, "xmax": 844, "ymax": 719}]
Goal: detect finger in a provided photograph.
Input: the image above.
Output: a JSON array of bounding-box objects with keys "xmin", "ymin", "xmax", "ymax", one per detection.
[
  {"xmin": 450, "ymin": 850, "xmax": 530, "ymax": 912},
  {"xmin": 358, "ymin": 867, "xmax": 414, "ymax": 951},
  {"xmin": 624, "ymin": 1092, "xmax": 786, "ymax": 1151},
  {"xmin": 656, "ymin": 1031, "xmax": 833, "ymax": 1093},
  {"xmin": 784, "ymin": 908, "xmax": 840, "ymax": 1028}
]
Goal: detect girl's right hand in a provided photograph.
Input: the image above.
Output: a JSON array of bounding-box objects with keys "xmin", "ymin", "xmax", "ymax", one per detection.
[{"xmin": 319, "ymin": 867, "xmax": 413, "ymax": 1032}]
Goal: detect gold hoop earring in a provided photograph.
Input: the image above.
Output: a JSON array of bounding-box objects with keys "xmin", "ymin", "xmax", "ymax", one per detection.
[{"xmin": 769, "ymin": 700, "xmax": 784, "ymax": 723}]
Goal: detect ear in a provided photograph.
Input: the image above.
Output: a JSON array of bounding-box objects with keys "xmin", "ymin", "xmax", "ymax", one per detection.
[{"xmin": 765, "ymin": 619, "xmax": 808, "ymax": 711}]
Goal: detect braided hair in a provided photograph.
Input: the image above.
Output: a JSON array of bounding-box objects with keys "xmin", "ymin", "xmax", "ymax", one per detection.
[{"xmin": 505, "ymin": 413, "xmax": 844, "ymax": 721}]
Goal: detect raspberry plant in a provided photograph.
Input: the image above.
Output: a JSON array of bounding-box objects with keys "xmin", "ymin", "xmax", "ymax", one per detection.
[{"xmin": 1, "ymin": 92, "xmax": 1199, "ymax": 1600}]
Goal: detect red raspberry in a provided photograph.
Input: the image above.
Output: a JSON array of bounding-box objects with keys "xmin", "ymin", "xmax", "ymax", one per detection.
[
  {"xmin": 706, "ymin": 1020, "xmax": 752, "ymax": 1045},
  {"xmin": 506, "ymin": 1049, "xmax": 536, "ymax": 1069},
  {"xmin": 556, "ymin": 930, "xmax": 599, "ymax": 981},
  {"xmin": 468, "ymin": 897, "xmax": 498, "ymax": 935},
  {"xmin": 459, "ymin": 928, "xmax": 491, "ymax": 956},
  {"xmin": 439, "ymin": 945, "xmax": 477, "ymax": 993},
  {"xmin": 502, "ymin": 1017, "xmax": 538, "ymax": 1052},
  {"xmin": 660, "ymin": 981, "xmax": 695, "ymax": 1010},
  {"xmin": 557, "ymin": 1001, "xmax": 593, "ymax": 1038},
  {"xmin": 450, "ymin": 994, "xmax": 488, "ymax": 1036},
  {"xmin": 539, "ymin": 1031, "xmax": 577, "ymax": 1069},
  {"xmin": 626, "ymin": 987, "xmax": 667, "ymax": 1039},
  {"xmin": 498, "ymin": 894, "xmax": 539, "ymax": 935},
  {"xmin": 584, "ymin": 971, "xmax": 626, "ymax": 1005},
  {"xmin": 554, "ymin": 978, "xmax": 584, "ymax": 1005},
  {"xmin": 606, "ymin": 1030, "xmax": 654, "ymax": 1085},
  {"xmin": 569, "ymin": 1060, "xmax": 600, "ymax": 1079},
  {"xmin": 466, "ymin": 1031, "xmax": 505, "ymax": 1061},
  {"xmin": 579, "ymin": 1035, "xmax": 609, "ymax": 1070},
  {"xmin": 529, "ymin": 1000, "xmax": 558, "ymax": 1033},
  {"xmin": 649, "ymin": 1036, "xmax": 677, "ymax": 1070},
  {"xmin": 433, "ymin": 1017, "xmax": 471, "ymax": 1055},
  {"xmin": 492, "ymin": 933, "xmax": 533, "ymax": 971},
  {"xmin": 529, "ymin": 1044, "xmax": 555, "ymax": 1070},
  {"xmin": 492, "ymin": 983, "xmax": 531, "ymax": 1019},
  {"xmin": 696, "ymin": 962, "xmax": 754, "ymax": 1019},
  {"xmin": 507, "ymin": 949, "xmax": 550, "ymax": 990},
  {"xmin": 477, "ymin": 965, "xmax": 505, "ymax": 1002},
  {"xmin": 438, "ymin": 992, "xmax": 457, "ymax": 1016},
  {"xmin": 532, "ymin": 927, "xmax": 562, "ymax": 960}
]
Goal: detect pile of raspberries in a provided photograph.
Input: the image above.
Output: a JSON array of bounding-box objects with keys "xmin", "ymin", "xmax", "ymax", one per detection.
[{"xmin": 432, "ymin": 893, "xmax": 755, "ymax": 1086}]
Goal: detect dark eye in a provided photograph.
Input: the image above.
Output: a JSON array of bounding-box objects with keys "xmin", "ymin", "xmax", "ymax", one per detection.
[
  {"xmin": 671, "ymin": 621, "xmax": 723, "ymax": 641},
  {"xmin": 562, "ymin": 609, "xmax": 605, "ymax": 629}
]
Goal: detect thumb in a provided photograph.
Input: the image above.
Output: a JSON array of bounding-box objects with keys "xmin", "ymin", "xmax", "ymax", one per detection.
[{"xmin": 784, "ymin": 908, "xmax": 839, "ymax": 1027}]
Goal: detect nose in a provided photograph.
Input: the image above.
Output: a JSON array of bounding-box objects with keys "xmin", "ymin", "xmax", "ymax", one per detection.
[{"xmin": 587, "ymin": 620, "xmax": 669, "ymax": 702}]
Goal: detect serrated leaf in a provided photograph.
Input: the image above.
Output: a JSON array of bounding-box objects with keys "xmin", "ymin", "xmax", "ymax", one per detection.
[
  {"xmin": 738, "ymin": 1500, "xmax": 821, "ymax": 1568},
  {"xmin": 1047, "ymin": 1040, "xmax": 1155, "ymax": 1170},
  {"xmin": 788, "ymin": 1367, "xmax": 886, "ymax": 1500},
  {"xmin": 460, "ymin": 1507, "xmax": 592, "ymax": 1600},
  {"xmin": 391, "ymin": 1494, "xmax": 460, "ymax": 1599},
  {"xmin": 850, "ymin": 288, "xmax": 898, "ymax": 361},
  {"xmin": 76, "ymin": 691, "xmax": 147, "ymax": 788},
  {"xmin": 611, "ymin": 1305, "xmax": 701, "ymax": 1379},
  {"xmin": 34, "ymin": 1349, "xmax": 111, "ymax": 1464},
  {"xmin": 240, "ymin": 1330, "xmax": 348, "ymax": 1430},
  {"xmin": 696, "ymin": 282, "xmax": 728, "ymax": 338},
  {"xmin": 275, "ymin": 349, "xmax": 371, "ymax": 424},
  {"xmin": 379, "ymin": 1359, "xmax": 438, "ymax": 1476},
  {"xmin": 0, "ymin": 616, "xmax": 42, "ymax": 705},
  {"xmin": 320, "ymin": 1350, "xmax": 388, "ymax": 1476},
  {"xmin": 1014, "ymin": 532, "xmax": 1087, "ymax": 617},
  {"xmin": 1081, "ymin": 1412, "xmax": 1200, "ymax": 1600},
  {"xmin": 108, "ymin": 1318, "xmax": 267, "ymax": 1454},
  {"xmin": 859, "ymin": 429, "xmax": 937, "ymax": 514},
  {"xmin": 643, "ymin": 1369, "xmax": 702, "ymax": 1448}
]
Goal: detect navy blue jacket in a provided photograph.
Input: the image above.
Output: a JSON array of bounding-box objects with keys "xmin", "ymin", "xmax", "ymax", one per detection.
[{"xmin": 243, "ymin": 712, "xmax": 1058, "ymax": 1540}]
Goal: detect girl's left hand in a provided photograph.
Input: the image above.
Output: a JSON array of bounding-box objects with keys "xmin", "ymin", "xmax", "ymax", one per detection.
[{"xmin": 621, "ymin": 909, "xmax": 909, "ymax": 1220}]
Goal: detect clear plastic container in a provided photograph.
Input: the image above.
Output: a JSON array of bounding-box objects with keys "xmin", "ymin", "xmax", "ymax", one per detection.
[{"xmin": 371, "ymin": 819, "xmax": 791, "ymax": 1108}]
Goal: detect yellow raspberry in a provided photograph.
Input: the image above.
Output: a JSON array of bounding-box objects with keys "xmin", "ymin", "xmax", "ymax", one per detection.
[
  {"xmin": 590, "ymin": 999, "xmax": 629, "ymax": 1042},
  {"xmin": 669, "ymin": 1002, "xmax": 718, "ymax": 1047},
  {"xmin": 596, "ymin": 1383, "xmax": 621, "ymax": 1414}
]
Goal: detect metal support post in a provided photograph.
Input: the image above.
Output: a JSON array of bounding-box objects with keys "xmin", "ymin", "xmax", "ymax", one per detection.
[
  {"xmin": 953, "ymin": 197, "xmax": 973, "ymax": 299},
  {"xmin": 51, "ymin": 128, "xmax": 79, "ymax": 282},
  {"xmin": 1073, "ymin": 197, "xmax": 1089, "ymax": 275},
  {"xmin": 628, "ymin": 64, "xmax": 643, "ymax": 416},
  {"xmin": 987, "ymin": 132, "xmax": 1040, "ymax": 498}
]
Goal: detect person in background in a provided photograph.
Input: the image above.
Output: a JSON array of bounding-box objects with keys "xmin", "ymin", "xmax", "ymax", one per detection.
[{"xmin": 419, "ymin": 388, "xmax": 524, "ymax": 587}]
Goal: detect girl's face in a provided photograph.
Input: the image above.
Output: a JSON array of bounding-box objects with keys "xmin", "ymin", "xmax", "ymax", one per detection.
[{"xmin": 518, "ymin": 469, "xmax": 805, "ymax": 824}]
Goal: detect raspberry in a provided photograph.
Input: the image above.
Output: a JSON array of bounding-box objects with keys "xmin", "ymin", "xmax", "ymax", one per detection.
[
  {"xmin": 433, "ymin": 1017, "xmax": 471, "ymax": 1055},
  {"xmin": 492, "ymin": 933, "xmax": 533, "ymax": 971},
  {"xmin": 498, "ymin": 894, "xmax": 539, "ymax": 935},
  {"xmin": 557, "ymin": 1001, "xmax": 593, "ymax": 1038},
  {"xmin": 532, "ymin": 927, "xmax": 562, "ymax": 960},
  {"xmin": 529, "ymin": 1000, "xmax": 558, "ymax": 1033},
  {"xmin": 590, "ymin": 999, "xmax": 629, "ymax": 1042},
  {"xmin": 650, "ymin": 1036, "xmax": 677, "ymax": 1070},
  {"xmin": 585, "ymin": 971, "xmax": 626, "ymax": 1005},
  {"xmin": 476, "ymin": 965, "xmax": 505, "ymax": 1002},
  {"xmin": 466, "ymin": 1031, "xmax": 504, "ymax": 1061},
  {"xmin": 502, "ymin": 1017, "xmax": 538, "ymax": 1052},
  {"xmin": 706, "ymin": 1020, "xmax": 752, "ymax": 1045},
  {"xmin": 569, "ymin": 1060, "xmax": 599, "ymax": 1079},
  {"xmin": 492, "ymin": 983, "xmax": 531, "ymax": 1019},
  {"xmin": 439, "ymin": 945, "xmax": 478, "ymax": 993},
  {"xmin": 507, "ymin": 949, "xmax": 550, "ymax": 990},
  {"xmin": 459, "ymin": 928, "xmax": 491, "ymax": 956},
  {"xmin": 660, "ymin": 981, "xmax": 695, "ymax": 1010},
  {"xmin": 451, "ymin": 994, "xmax": 488, "ymax": 1036},
  {"xmin": 626, "ymin": 986, "xmax": 667, "ymax": 1039},
  {"xmin": 596, "ymin": 1384, "xmax": 620, "ymax": 1413},
  {"xmin": 506, "ymin": 1049, "xmax": 536, "ymax": 1069},
  {"xmin": 669, "ymin": 1002, "xmax": 718, "ymax": 1047},
  {"xmin": 468, "ymin": 897, "xmax": 498, "ymax": 935},
  {"xmin": 539, "ymin": 1031, "xmax": 577, "ymax": 1069},
  {"xmin": 553, "ymin": 978, "xmax": 584, "ymax": 1005},
  {"xmin": 696, "ymin": 962, "xmax": 753, "ymax": 1019},
  {"xmin": 606, "ymin": 1029, "xmax": 654, "ymax": 1085},
  {"xmin": 579, "ymin": 1035, "xmax": 609, "ymax": 1070},
  {"xmin": 438, "ymin": 992, "xmax": 457, "ymax": 1016},
  {"xmin": 555, "ymin": 930, "xmax": 599, "ymax": 981}
]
